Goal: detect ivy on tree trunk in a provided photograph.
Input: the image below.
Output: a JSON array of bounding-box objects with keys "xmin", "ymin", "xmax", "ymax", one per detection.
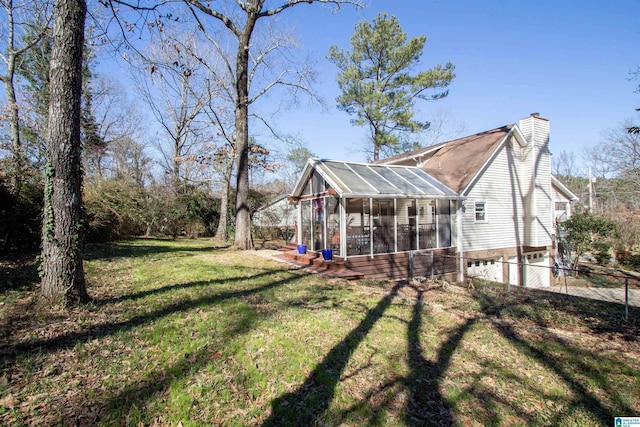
[{"xmin": 40, "ymin": 0, "xmax": 88, "ymax": 304}]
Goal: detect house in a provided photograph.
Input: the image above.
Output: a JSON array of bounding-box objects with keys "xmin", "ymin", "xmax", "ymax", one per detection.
[
  {"xmin": 253, "ymin": 194, "xmax": 297, "ymax": 241},
  {"xmin": 287, "ymin": 113, "xmax": 578, "ymax": 286}
]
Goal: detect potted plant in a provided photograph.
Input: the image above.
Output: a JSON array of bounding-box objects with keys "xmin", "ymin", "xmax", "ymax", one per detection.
[
  {"xmin": 297, "ymin": 244, "xmax": 307, "ymax": 254},
  {"xmin": 321, "ymin": 248, "xmax": 333, "ymax": 261}
]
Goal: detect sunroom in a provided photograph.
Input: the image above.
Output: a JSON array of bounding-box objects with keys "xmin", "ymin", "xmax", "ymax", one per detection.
[{"xmin": 288, "ymin": 159, "xmax": 464, "ymax": 278}]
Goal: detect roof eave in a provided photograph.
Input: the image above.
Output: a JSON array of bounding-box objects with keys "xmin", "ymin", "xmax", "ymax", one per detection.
[
  {"xmin": 342, "ymin": 193, "xmax": 465, "ymax": 200},
  {"xmin": 551, "ymin": 175, "xmax": 579, "ymax": 202},
  {"xmin": 511, "ymin": 125, "xmax": 529, "ymax": 147},
  {"xmin": 290, "ymin": 158, "xmax": 318, "ymax": 197}
]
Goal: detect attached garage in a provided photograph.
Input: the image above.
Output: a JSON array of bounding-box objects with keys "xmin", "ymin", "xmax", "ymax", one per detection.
[
  {"xmin": 522, "ymin": 251, "xmax": 550, "ymax": 287},
  {"xmin": 466, "ymin": 258, "xmax": 503, "ymax": 283}
]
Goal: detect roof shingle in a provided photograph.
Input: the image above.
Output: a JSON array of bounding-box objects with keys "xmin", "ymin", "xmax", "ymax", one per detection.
[{"xmin": 378, "ymin": 125, "xmax": 514, "ymax": 193}]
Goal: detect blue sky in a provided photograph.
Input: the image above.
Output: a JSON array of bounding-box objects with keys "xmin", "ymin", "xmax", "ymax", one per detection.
[
  {"xmin": 2, "ymin": 1, "xmax": 638, "ymax": 177},
  {"xmin": 272, "ymin": 0, "xmax": 640, "ymax": 171}
]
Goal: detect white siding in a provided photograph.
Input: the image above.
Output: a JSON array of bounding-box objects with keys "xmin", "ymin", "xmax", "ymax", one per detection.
[
  {"xmin": 533, "ymin": 119, "xmax": 553, "ymax": 247},
  {"xmin": 462, "ymin": 116, "xmax": 554, "ymax": 254},
  {"xmin": 396, "ymin": 199, "xmax": 413, "ymax": 225},
  {"xmin": 462, "ymin": 141, "xmax": 528, "ymax": 252},
  {"xmin": 519, "ymin": 118, "xmax": 537, "ymax": 245},
  {"xmin": 551, "ymin": 185, "xmax": 568, "ymax": 201},
  {"xmin": 518, "ymin": 115, "xmax": 553, "ymax": 248}
]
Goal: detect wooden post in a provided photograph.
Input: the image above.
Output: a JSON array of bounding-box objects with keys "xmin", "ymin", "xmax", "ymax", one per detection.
[
  {"xmin": 409, "ymin": 250, "xmax": 414, "ymax": 279},
  {"xmin": 430, "ymin": 251, "xmax": 435, "ymax": 280},
  {"xmin": 625, "ymin": 277, "xmax": 629, "ymax": 321}
]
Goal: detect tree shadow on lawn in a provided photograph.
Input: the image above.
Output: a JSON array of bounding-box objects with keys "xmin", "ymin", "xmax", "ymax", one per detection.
[
  {"xmin": 66, "ymin": 298, "xmax": 277, "ymax": 425},
  {"xmin": 0, "ymin": 239, "xmax": 227, "ymax": 296},
  {"xmin": 264, "ymin": 281, "xmax": 639, "ymax": 426},
  {"xmin": 262, "ymin": 281, "xmax": 406, "ymax": 426},
  {"xmin": 0, "ymin": 268, "xmax": 294, "ymax": 369},
  {"xmin": 92, "ymin": 264, "xmax": 269, "ymax": 306},
  {"xmin": 83, "ymin": 238, "xmax": 227, "ymax": 261},
  {"xmin": 479, "ymin": 284, "xmax": 640, "ymax": 340},
  {"xmin": 48, "ymin": 269, "xmax": 295, "ymax": 425},
  {"xmin": 264, "ymin": 281, "xmax": 465, "ymax": 427},
  {"xmin": 474, "ymin": 290, "xmax": 638, "ymax": 425}
]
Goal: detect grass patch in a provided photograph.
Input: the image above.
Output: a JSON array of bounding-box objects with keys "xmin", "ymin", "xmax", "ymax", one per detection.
[{"xmin": 0, "ymin": 238, "xmax": 638, "ymax": 426}]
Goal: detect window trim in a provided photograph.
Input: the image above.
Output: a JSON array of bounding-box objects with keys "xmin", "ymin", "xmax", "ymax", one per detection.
[{"xmin": 474, "ymin": 201, "xmax": 488, "ymax": 223}]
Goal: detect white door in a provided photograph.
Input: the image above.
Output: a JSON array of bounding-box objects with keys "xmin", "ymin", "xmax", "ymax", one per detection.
[{"xmin": 508, "ymin": 256, "xmax": 518, "ymax": 286}]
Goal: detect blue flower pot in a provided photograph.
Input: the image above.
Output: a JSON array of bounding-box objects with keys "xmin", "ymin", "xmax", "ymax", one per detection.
[
  {"xmin": 322, "ymin": 248, "xmax": 333, "ymax": 261},
  {"xmin": 297, "ymin": 244, "xmax": 307, "ymax": 254}
]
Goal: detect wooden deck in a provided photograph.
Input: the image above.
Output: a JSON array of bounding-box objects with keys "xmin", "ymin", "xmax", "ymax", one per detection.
[
  {"xmin": 343, "ymin": 248, "xmax": 457, "ymax": 279},
  {"xmin": 279, "ymin": 244, "xmax": 458, "ymax": 281}
]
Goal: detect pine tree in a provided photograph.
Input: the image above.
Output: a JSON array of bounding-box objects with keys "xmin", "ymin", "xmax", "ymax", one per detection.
[{"xmin": 328, "ymin": 13, "xmax": 455, "ymax": 161}]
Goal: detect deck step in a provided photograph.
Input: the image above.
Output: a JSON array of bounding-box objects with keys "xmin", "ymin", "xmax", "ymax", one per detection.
[{"xmin": 279, "ymin": 250, "xmax": 364, "ymax": 279}]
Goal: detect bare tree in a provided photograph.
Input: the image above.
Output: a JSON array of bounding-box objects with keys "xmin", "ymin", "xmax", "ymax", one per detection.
[
  {"xmin": 583, "ymin": 122, "xmax": 640, "ymax": 212},
  {"xmin": 601, "ymin": 120, "xmax": 640, "ymax": 188},
  {"xmin": 182, "ymin": 0, "xmax": 363, "ymax": 249},
  {"xmin": 168, "ymin": 14, "xmax": 324, "ymax": 242},
  {"xmin": 83, "ymin": 75, "xmax": 145, "ymax": 178},
  {"xmin": 132, "ymin": 32, "xmax": 207, "ymax": 190},
  {"xmin": 0, "ymin": 0, "xmax": 52, "ymax": 189},
  {"xmin": 553, "ymin": 150, "xmax": 579, "ymax": 177},
  {"xmin": 587, "ymin": 123, "xmax": 640, "ymax": 186},
  {"xmin": 96, "ymin": 0, "xmax": 361, "ymax": 247},
  {"xmin": 422, "ymin": 108, "xmax": 468, "ymax": 146},
  {"xmin": 109, "ymin": 135, "xmax": 151, "ymax": 185},
  {"xmin": 40, "ymin": 0, "xmax": 88, "ymax": 303},
  {"xmin": 199, "ymin": 82, "xmax": 236, "ymax": 241}
]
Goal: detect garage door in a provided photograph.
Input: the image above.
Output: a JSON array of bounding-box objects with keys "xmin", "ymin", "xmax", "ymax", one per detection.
[
  {"xmin": 523, "ymin": 251, "xmax": 550, "ymax": 287},
  {"xmin": 467, "ymin": 258, "xmax": 503, "ymax": 283}
]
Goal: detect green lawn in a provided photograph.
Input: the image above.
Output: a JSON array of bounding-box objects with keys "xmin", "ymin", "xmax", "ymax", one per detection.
[{"xmin": 1, "ymin": 238, "xmax": 639, "ymax": 426}]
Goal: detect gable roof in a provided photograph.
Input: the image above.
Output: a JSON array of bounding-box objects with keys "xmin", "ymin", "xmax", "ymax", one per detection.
[
  {"xmin": 291, "ymin": 158, "xmax": 461, "ymax": 200},
  {"xmin": 422, "ymin": 125, "xmax": 515, "ymax": 194},
  {"xmin": 377, "ymin": 125, "xmax": 528, "ymax": 194}
]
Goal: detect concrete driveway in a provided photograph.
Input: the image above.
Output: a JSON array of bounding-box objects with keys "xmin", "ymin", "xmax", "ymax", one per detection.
[{"xmin": 545, "ymin": 285, "xmax": 640, "ymax": 307}]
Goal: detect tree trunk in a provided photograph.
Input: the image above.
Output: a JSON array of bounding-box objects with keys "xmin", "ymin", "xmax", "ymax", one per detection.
[
  {"xmin": 214, "ymin": 166, "xmax": 232, "ymax": 242},
  {"xmin": 1, "ymin": 1, "xmax": 23, "ymax": 192},
  {"xmin": 40, "ymin": 0, "xmax": 88, "ymax": 304},
  {"xmin": 233, "ymin": 13, "xmax": 258, "ymax": 250},
  {"xmin": 4, "ymin": 64, "xmax": 23, "ymax": 191},
  {"xmin": 214, "ymin": 180, "xmax": 230, "ymax": 241}
]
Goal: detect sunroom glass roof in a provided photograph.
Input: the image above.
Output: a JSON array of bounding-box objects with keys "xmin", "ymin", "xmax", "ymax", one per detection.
[{"xmin": 314, "ymin": 160, "xmax": 458, "ymax": 198}]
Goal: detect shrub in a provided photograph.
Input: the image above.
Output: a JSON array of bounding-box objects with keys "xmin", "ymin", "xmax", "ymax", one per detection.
[
  {"xmin": 84, "ymin": 178, "xmax": 148, "ymax": 241},
  {"xmin": 0, "ymin": 170, "xmax": 43, "ymax": 253},
  {"xmin": 616, "ymin": 250, "xmax": 640, "ymax": 269},
  {"xmin": 559, "ymin": 209, "xmax": 619, "ymax": 273}
]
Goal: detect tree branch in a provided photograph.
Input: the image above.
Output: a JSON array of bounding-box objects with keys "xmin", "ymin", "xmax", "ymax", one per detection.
[
  {"xmin": 258, "ymin": 0, "xmax": 362, "ymax": 18},
  {"xmin": 183, "ymin": 0, "xmax": 240, "ymax": 35}
]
